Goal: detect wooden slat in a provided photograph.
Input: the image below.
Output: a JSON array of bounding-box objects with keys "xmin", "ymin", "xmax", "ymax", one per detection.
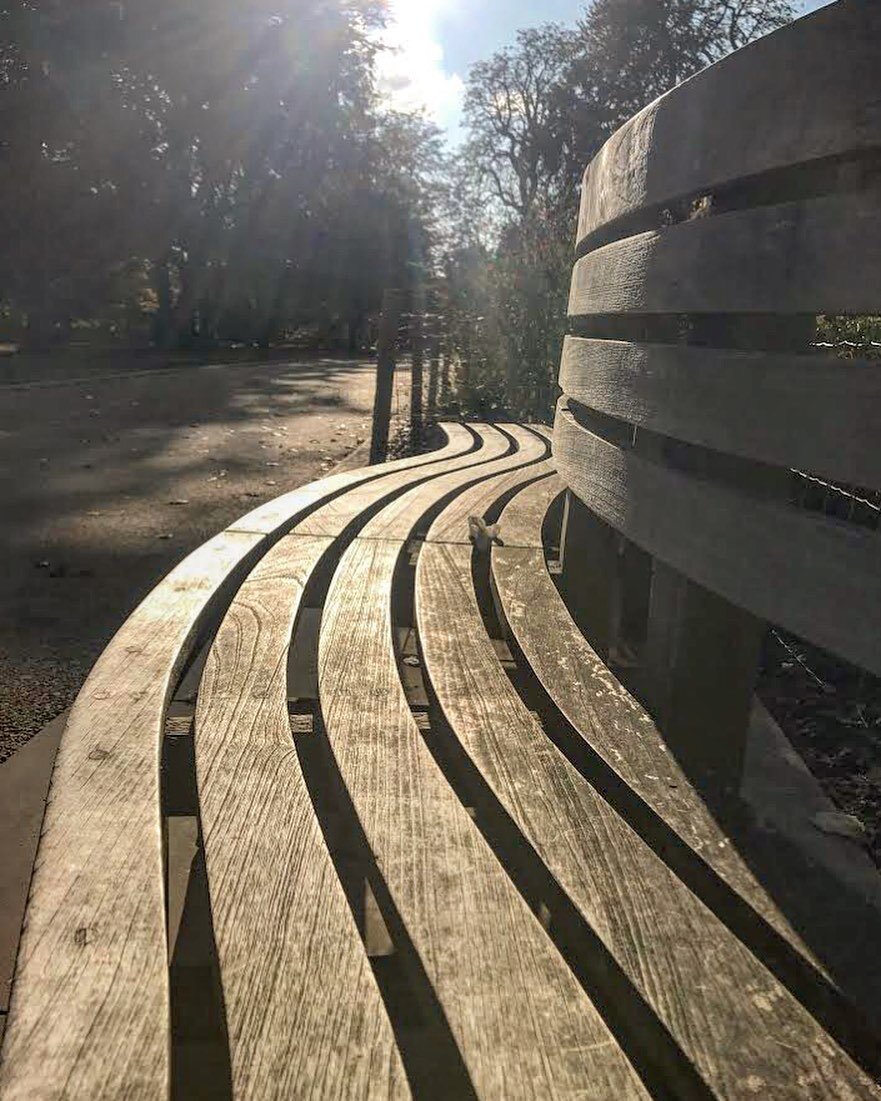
[
  {"xmin": 560, "ymin": 336, "xmax": 881, "ymax": 491},
  {"xmin": 0, "ymin": 423, "xmax": 474, "ymax": 1100},
  {"xmin": 319, "ymin": 455, "xmax": 645, "ymax": 1098},
  {"xmin": 490, "ymin": 475, "xmax": 811, "ymax": 949},
  {"xmin": 422, "ymin": 426, "xmax": 554, "ymax": 546},
  {"xmin": 0, "ymin": 531, "xmax": 261, "ymax": 1101},
  {"xmin": 553, "ymin": 404, "xmax": 881, "ymax": 676},
  {"xmin": 577, "ymin": 4, "xmax": 881, "ymax": 247},
  {"xmin": 569, "ymin": 192, "xmax": 881, "ymax": 318},
  {"xmin": 358, "ymin": 425, "xmax": 548, "ymax": 541},
  {"xmin": 494, "ymin": 474, "xmax": 563, "ymax": 550},
  {"xmin": 190, "ymin": 425, "xmax": 520, "ymax": 1095},
  {"xmin": 296, "ymin": 425, "xmax": 510, "ymax": 537},
  {"xmin": 417, "ymin": 502, "xmax": 881, "ymax": 1100},
  {"xmin": 195, "ymin": 534, "xmax": 408, "ymax": 1099}
]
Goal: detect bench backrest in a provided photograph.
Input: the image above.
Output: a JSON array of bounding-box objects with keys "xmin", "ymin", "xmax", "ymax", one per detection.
[{"xmin": 554, "ymin": 2, "xmax": 881, "ymax": 769}]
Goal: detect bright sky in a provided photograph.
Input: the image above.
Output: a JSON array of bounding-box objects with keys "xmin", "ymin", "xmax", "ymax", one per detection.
[{"xmin": 377, "ymin": 0, "xmax": 834, "ymax": 143}]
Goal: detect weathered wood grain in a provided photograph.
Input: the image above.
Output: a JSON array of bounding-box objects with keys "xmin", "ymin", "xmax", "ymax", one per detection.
[
  {"xmin": 553, "ymin": 405, "xmax": 881, "ymax": 676},
  {"xmin": 417, "ymin": 527, "xmax": 881, "ymax": 1099},
  {"xmin": 297, "ymin": 425, "xmax": 511, "ymax": 538},
  {"xmin": 0, "ymin": 532, "xmax": 262, "ymax": 1101},
  {"xmin": 422, "ymin": 458, "xmax": 555, "ymax": 546},
  {"xmin": 560, "ymin": 336, "xmax": 881, "ymax": 491},
  {"xmin": 359, "ymin": 425, "xmax": 547, "ymax": 541},
  {"xmin": 570, "ymin": 192, "xmax": 881, "ymax": 318},
  {"xmin": 0, "ymin": 423, "xmax": 473, "ymax": 1100},
  {"xmin": 490, "ymin": 476, "xmax": 811, "ymax": 946},
  {"xmin": 578, "ymin": 4, "xmax": 881, "ymax": 246},
  {"xmin": 319, "ymin": 506, "xmax": 645, "ymax": 1098},
  {"xmin": 195, "ymin": 534, "xmax": 408, "ymax": 1099},
  {"xmin": 422, "ymin": 427, "xmax": 554, "ymax": 546},
  {"xmin": 487, "ymin": 473, "xmax": 561, "ymax": 550}
]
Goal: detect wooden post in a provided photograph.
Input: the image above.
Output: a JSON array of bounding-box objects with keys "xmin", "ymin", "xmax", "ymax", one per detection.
[
  {"xmin": 410, "ymin": 286, "xmax": 425, "ymax": 442},
  {"xmin": 369, "ymin": 289, "xmax": 401, "ymax": 465},
  {"xmin": 459, "ymin": 326, "xmax": 471, "ymax": 406},
  {"xmin": 637, "ymin": 316, "xmax": 816, "ymax": 792},
  {"xmin": 558, "ymin": 491, "xmax": 618, "ymax": 662},
  {"xmin": 641, "ymin": 562, "xmax": 765, "ymax": 789},
  {"xmin": 439, "ymin": 327, "xmax": 452, "ymax": 408},
  {"xmin": 635, "ymin": 425, "xmax": 763, "ymax": 792},
  {"xmin": 427, "ymin": 327, "xmax": 440, "ymax": 418}
]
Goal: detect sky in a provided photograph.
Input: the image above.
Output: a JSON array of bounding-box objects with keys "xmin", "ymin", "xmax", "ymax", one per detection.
[{"xmin": 377, "ymin": 0, "xmax": 833, "ymax": 143}]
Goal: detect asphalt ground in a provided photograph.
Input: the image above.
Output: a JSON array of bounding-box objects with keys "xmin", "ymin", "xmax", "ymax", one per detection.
[{"xmin": 0, "ymin": 354, "xmax": 411, "ymax": 761}]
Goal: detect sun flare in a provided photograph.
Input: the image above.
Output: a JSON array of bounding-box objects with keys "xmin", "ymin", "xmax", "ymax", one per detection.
[{"xmin": 376, "ymin": 0, "xmax": 465, "ymax": 131}]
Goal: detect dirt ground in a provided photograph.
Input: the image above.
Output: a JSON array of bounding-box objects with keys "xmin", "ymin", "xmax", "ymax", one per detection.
[
  {"xmin": 760, "ymin": 632, "xmax": 881, "ymax": 867},
  {"xmin": 0, "ymin": 354, "xmax": 411, "ymax": 762}
]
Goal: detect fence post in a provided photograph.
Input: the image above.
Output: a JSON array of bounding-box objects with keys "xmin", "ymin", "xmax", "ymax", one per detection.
[
  {"xmin": 427, "ymin": 322, "xmax": 440, "ymax": 418},
  {"xmin": 369, "ymin": 288, "xmax": 401, "ymax": 465},
  {"xmin": 410, "ymin": 286, "xmax": 425, "ymax": 442},
  {"xmin": 439, "ymin": 323, "xmax": 451, "ymax": 408},
  {"xmin": 459, "ymin": 322, "xmax": 472, "ymax": 406}
]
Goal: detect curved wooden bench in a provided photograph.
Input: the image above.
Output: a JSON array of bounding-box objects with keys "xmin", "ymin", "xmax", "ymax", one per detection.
[
  {"xmin": 556, "ymin": 1, "xmax": 881, "ymax": 811},
  {"xmin": 192, "ymin": 424, "xmax": 523, "ymax": 1096},
  {"xmin": 318, "ymin": 427, "xmax": 646, "ymax": 1098},
  {"xmin": 417, "ymin": 478, "xmax": 877, "ymax": 1100},
  {"xmin": 0, "ymin": 425, "xmax": 475, "ymax": 1101},
  {"xmin": 5, "ymin": 8, "xmax": 881, "ymax": 1096},
  {"xmin": 3, "ymin": 413, "xmax": 879, "ymax": 1099}
]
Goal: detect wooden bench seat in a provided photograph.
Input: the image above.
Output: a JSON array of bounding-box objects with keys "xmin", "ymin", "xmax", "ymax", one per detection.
[
  {"xmin": 0, "ymin": 425, "xmax": 475, "ymax": 1100},
  {"xmin": 1, "ymin": 420, "xmax": 879, "ymax": 1100},
  {"xmin": 319, "ymin": 426, "xmax": 644, "ymax": 1099},
  {"xmin": 415, "ymin": 472, "xmax": 872, "ymax": 1099}
]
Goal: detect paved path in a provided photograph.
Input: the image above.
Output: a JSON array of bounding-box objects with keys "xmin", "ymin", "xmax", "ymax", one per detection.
[{"xmin": 0, "ymin": 355, "xmax": 410, "ymax": 761}]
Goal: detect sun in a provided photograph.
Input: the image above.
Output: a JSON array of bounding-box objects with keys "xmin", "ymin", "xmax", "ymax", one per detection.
[{"xmin": 376, "ymin": 0, "xmax": 465, "ymax": 133}]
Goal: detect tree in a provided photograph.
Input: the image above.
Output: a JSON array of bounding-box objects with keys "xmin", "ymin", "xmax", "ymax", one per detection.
[
  {"xmin": 447, "ymin": 0, "xmax": 796, "ymax": 420},
  {"xmin": 0, "ymin": 2, "xmax": 164, "ymax": 344},
  {"xmin": 559, "ymin": 0, "xmax": 794, "ymax": 181},
  {"xmin": 462, "ymin": 25, "xmax": 575, "ymax": 221},
  {"xmin": 0, "ymin": 0, "xmax": 440, "ymax": 351}
]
